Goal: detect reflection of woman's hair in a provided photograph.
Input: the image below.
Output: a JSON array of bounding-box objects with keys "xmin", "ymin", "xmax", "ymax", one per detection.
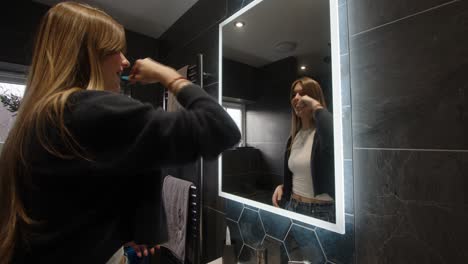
[
  {"xmin": 288, "ymin": 77, "xmax": 327, "ymax": 149},
  {"xmin": 0, "ymin": 2, "xmax": 126, "ymax": 262}
]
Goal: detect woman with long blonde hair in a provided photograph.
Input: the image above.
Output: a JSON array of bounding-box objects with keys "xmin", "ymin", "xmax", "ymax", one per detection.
[
  {"xmin": 271, "ymin": 77, "xmax": 335, "ymax": 222},
  {"xmin": 0, "ymin": 2, "xmax": 240, "ymax": 263}
]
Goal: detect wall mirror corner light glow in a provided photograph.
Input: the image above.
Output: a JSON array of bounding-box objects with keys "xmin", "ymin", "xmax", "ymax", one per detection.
[{"xmin": 218, "ymin": 0, "xmax": 345, "ymax": 234}]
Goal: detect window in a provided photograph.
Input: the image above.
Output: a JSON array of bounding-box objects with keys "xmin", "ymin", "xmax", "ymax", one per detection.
[
  {"xmin": 223, "ymin": 102, "xmax": 246, "ymax": 147},
  {"xmin": 0, "ymin": 82, "xmax": 25, "ymax": 97},
  {"xmin": 0, "ymin": 75, "xmax": 26, "ymax": 142}
]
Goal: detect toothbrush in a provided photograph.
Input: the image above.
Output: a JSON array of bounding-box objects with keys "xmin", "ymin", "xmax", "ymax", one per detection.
[{"xmin": 120, "ymin": 75, "xmax": 130, "ymax": 81}]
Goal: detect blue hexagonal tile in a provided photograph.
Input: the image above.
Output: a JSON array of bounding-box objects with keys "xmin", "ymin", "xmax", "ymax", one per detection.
[
  {"xmin": 238, "ymin": 245, "xmax": 256, "ymax": 263},
  {"xmin": 285, "ymin": 225, "xmax": 326, "ymax": 264},
  {"xmin": 239, "ymin": 208, "xmax": 265, "ymax": 248},
  {"xmin": 245, "ymin": 204, "xmax": 259, "ymax": 211},
  {"xmin": 344, "ymin": 160, "xmax": 354, "ymax": 214},
  {"xmin": 259, "ymin": 209, "xmax": 292, "ymax": 241},
  {"xmin": 226, "ymin": 219, "xmax": 244, "ymax": 258},
  {"xmin": 292, "ymin": 219, "xmax": 317, "ymax": 231},
  {"xmin": 261, "ymin": 236, "xmax": 289, "ymax": 263},
  {"xmin": 316, "ymin": 215, "xmax": 355, "ymax": 264},
  {"xmin": 225, "ymin": 199, "xmax": 243, "ymax": 221}
]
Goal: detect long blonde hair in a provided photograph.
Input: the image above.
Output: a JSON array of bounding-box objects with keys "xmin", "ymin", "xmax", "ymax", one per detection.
[
  {"xmin": 288, "ymin": 77, "xmax": 327, "ymax": 149},
  {"xmin": 0, "ymin": 2, "xmax": 126, "ymax": 262}
]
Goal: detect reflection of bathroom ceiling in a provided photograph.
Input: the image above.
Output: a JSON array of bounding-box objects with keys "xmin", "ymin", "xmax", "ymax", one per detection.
[
  {"xmin": 33, "ymin": 0, "xmax": 198, "ymax": 38},
  {"xmin": 223, "ymin": 0, "xmax": 331, "ymax": 75}
]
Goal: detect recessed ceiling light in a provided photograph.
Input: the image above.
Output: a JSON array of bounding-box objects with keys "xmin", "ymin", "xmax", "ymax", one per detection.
[
  {"xmin": 235, "ymin": 21, "xmax": 245, "ymax": 28},
  {"xmin": 300, "ymin": 65, "xmax": 307, "ymax": 70}
]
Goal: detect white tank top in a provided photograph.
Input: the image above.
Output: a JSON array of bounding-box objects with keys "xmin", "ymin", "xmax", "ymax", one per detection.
[{"xmin": 288, "ymin": 128, "xmax": 333, "ymax": 201}]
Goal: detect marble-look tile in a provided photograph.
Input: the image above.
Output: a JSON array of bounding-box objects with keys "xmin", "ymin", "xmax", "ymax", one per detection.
[
  {"xmin": 225, "ymin": 199, "xmax": 244, "ymax": 221},
  {"xmin": 350, "ymin": 0, "xmax": 468, "ymax": 149},
  {"xmin": 340, "ymin": 54, "xmax": 351, "ymax": 106},
  {"xmin": 354, "ymin": 149, "xmax": 468, "ymax": 263},
  {"xmin": 159, "ymin": 0, "xmax": 226, "ymax": 57},
  {"xmin": 203, "ymin": 208, "xmax": 227, "ymax": 263},
  {"xmin": 238, "ymin": 245, "xmax": 256, "ymax": 264},
  {"xmin": 342, "ymin": 106, "xmax": 352, "ymax": 160},
  {"xmin": 125, "ymin": 30, "xmax": 158, "ymax": 61},
  {"xmin": 284, "ymin": 225, "xmax": 326, "ymax": 264},
  {"xmin": 246, "ymin": 108, "xmax": 291, "ymax": 144},
  {"xmin": 344, "ymin": 159, "xmax": 354, "ymax": 214},
  {"xmin": 227, "ymin": 0, "xmax": 244, "ymax": 16},
  {"xmin": 161, "ymin": 24, "xmax": 220, "ymax": 88},
  {"xmin": 259, "ymin": 210, "xmax": 292, "ymax": 241},
  {"xmin": 239, "ymin": 208, "xmax": 266, "ymax": 248},
  {"xmin": 348, "ymin": 0, "xmax": 452, "ymax": 35},
  {"xmin": 316, "ymin": 215, "xmax": 355, "ymax": 264},
  {"xmin": 203, "ymin": 159, "xmax": 224, "ymax": 211},
  {"xmin": 339, "ymin": 2, "xmax": 349, "ymax": 55},
  {"xmin": 226, "ymin": 219, "xmax": 244, "ymax": 257},
  {"xmin": 1, "ymin": 2, "xmax": 48, "ymax": 65},
  {"xmin": 245, "ymin": 143, "xmax": 285, "ymax": 187},
  {"xmin": 261, "ymin": 236, "xmax": 290, "ymax": 264},
  {"xmin": 355, "ymin": 149, "xmax": 468, "ymax": 208}
]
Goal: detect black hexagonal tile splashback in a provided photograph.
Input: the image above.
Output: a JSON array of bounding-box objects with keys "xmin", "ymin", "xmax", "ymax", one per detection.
[
  {"xmin": 284, "ymin": 224, "xmax": 326, "ymax": 264},
  {"xmin": 238, "ymin": 208, "xmax": 265, "ymax": 248}
]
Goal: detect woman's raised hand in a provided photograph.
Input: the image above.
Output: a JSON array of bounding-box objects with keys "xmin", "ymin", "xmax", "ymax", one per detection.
[
  {"xmin": 297, "ymin": 95, "xmax": 323, "ymax": 113},
  {"xmin": 272, "ymin": 185, "xmax": 284, "ymax": 207},
  {"xmin": 129, "ymin": 58, "xmax": 190, "ymax": 94}
]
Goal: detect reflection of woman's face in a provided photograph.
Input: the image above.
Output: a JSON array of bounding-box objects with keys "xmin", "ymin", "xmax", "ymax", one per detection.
[{"xmin": 291, "ymin": 83, "xmax": 313, "ymax": 118}]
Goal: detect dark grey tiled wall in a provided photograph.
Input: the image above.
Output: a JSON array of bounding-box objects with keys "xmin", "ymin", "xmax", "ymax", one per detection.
[
  {"xmin": 246, "ymin": 57, "xmax": 297, "ymax": 186},
  {"xmin": 0, "ymin": 2, "xmax": 49, "ymax": 65},
  {"xmin": 349, "ymin": 0, "xmax": 468, "ymax": 263}
]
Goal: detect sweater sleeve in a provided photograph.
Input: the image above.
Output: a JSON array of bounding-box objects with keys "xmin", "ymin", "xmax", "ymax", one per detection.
[
  {"xmin": 67, "ymin": 84, "xmax": 241, "ymax": 173},
  {"xmin": 314, "ymin": 108, "xmax": 334, "ymax": 153}
]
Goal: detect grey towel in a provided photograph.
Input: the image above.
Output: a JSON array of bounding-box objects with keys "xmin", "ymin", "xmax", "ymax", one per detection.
[{"xmin": 161, "ymin": 175, "xmax": 193, "ymax": 262}]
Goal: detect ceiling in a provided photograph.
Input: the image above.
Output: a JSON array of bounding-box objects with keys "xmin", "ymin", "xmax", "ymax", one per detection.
[
  {"xmin": 222, "ymin": 0, "xmax": 331, "ymax": 76},
  {"xmin": 33, "ymin": 0, "xmax": 198, "ymax": 38}
]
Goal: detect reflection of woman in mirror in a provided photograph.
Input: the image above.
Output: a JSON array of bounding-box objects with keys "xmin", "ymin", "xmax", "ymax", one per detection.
[{"xmin": 272, "ymin": 77, "xmax": 335, "ymax": 222}]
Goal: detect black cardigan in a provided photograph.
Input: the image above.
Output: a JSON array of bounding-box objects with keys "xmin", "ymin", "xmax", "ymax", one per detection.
[
  {"xmin": 283, "ymin": 108, "xmax": 335, "ymax": 201},
  {"xmin": 13, "ymin": 84, "xmax": 240, "ymax": 264}
]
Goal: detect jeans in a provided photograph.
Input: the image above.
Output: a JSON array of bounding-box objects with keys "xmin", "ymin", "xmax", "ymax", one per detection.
[{"xmin": 286, "ymin": 198, "xmax": 336, "ymax": 223}]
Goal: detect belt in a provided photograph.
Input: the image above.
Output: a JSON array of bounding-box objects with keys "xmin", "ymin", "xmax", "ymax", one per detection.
[{"xmin": 291, "ymin": 193, "xmax": 333, "ymax": 204}]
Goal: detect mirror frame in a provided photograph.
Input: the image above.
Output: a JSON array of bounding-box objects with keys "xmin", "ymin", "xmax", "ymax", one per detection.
[{"xmin": 218, "ymin": 0, "xmax": 345, "ymax": 234}]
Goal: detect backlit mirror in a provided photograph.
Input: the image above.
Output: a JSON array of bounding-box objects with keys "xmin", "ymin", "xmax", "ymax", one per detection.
[{"xmin": 218, "ymin": 0, "xmax": 344, "ymax": 233}]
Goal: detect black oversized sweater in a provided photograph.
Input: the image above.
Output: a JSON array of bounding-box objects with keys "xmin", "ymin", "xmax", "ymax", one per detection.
[
  {"xmin": 283, "ymin": 108, "xmax": 335, "ymax": 201},
  {"xmin": 12, "ymin": 84, "xmax": 240, "ymax": 263}
]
